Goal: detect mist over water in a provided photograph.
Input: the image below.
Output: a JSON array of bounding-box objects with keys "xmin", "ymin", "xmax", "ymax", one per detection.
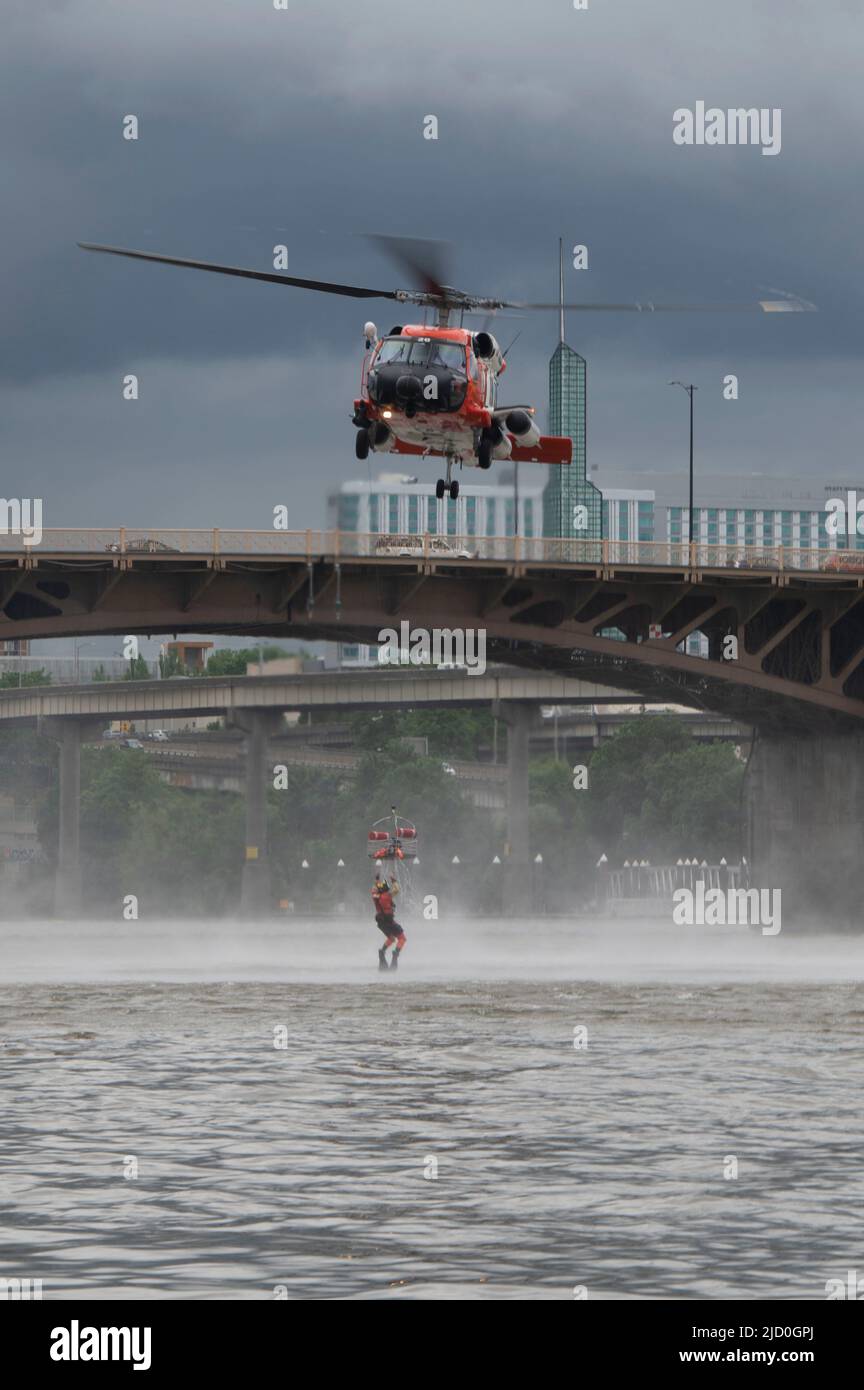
[
  {"xmin": 2, "ymin": 916, "xmax": 863, "ymax": 1300},
  {"xmin": 2, "ymin": 914, "xmax": 864, "ymax": 985}
]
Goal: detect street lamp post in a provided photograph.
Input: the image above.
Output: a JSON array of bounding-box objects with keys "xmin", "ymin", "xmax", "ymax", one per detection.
[
  {"xmin": 74, "ymin": 640, "xmax": 96, "ymax": 684},
  {"xmin": 669, "ymin": 382, "xmax": 698, "ymax": 547}
]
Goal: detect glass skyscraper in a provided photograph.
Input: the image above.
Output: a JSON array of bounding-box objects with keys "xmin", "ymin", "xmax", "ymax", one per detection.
[{"xmin": 543, "ymin": 340, "xmax": 603, "ymax": 539}]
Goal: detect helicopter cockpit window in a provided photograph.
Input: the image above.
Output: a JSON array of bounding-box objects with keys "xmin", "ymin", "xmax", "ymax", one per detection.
[
  {"xmin": 375, "ymin": 338, "xmax": 466, "ymax": 369},
  {"xmin": 375, "ymin": 338, "xmax": 411, "ymax": 364},
  {"xmin": 428, "ymin": 342, "xmax": 466, "ymax": 369}
]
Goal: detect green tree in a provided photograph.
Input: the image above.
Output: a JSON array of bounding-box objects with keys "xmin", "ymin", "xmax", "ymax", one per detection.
[
  {"xmin": 204, "ymin": 649, "xmax": 246, "ymax": 677},
  {"xmin": 584, "ymin": 716, "xmax": 744, "ymax": 861},
  {"xmin": 627, "ymin": 740, "xmax": 744, "ymax": 860},
  {"xmin": 344, "ymin": 707, "xmax": 494, "ymax": 760},
  {"xmin": 205, "ymin": 645, "xmax": 290, "ymax": 676},
  {"xmin": 399, "ymin": 707, "xmax": 495, "ymax": 760},
  {"xmin": 122, "ymin": 654, "xmax": 151, "ymax": 681},
  {"xmin": 37, "ymin": 745, "xmax": 160, "ymax": 895},
  {"xmin": 0, "ymin": 668, "xmax": 52, "ymax": 688},
  {"xmin": 119, "ymin": 790, "xmax": 244, "ymax": 914}
]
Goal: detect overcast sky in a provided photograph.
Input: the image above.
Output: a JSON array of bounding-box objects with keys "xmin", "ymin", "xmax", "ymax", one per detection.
[{"xmin": 2, "ymin": 0, "xmax": 862, "ymax": 544}]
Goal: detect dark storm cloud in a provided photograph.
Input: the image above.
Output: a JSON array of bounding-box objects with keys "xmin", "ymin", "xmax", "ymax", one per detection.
[{"xmin": 1, "ymin": 0, "xmax": 862, "ymax": 529}]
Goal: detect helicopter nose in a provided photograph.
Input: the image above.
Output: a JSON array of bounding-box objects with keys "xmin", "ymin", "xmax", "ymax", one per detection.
[{"xmin": 395, "ymin": 373, "xmax": 422, "ymax": 400}]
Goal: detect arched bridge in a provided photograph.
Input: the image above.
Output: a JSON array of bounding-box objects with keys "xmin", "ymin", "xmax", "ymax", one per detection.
[{"xmin": 4, "ymin": 529, "xmax": 864, "ymax": 731}]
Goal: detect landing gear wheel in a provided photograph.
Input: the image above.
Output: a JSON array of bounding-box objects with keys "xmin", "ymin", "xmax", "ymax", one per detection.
[
  {"xmin": 478, "ymin": 436, "xmax": 493, "ymax": 470},
  {"xmin": 438, "ymin": 457, "xmax": 458, "ymax": 501},
  {"xmin": 355, "ymin": 428, "xmax": 370, "ymax": 460}
]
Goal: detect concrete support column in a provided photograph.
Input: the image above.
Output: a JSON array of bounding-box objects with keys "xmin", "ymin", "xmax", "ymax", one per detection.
[
  {"xmin": 493, "ymin": 700, "xmax": 533, "ymax": 916},
  {"xmin": 229, "ymin": 710, "xmax": 284, "ymax": 918},
  {"xmin": 39, "ymin": 717, "xmax": 103, "ymax": 917},
  {"xmin": 746, "ymin": 731, "xmax": 864, "ymax": 925}
]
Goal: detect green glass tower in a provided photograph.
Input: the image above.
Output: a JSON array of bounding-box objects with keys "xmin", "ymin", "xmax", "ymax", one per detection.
[{"xmin": 542, "ymin": 244, "xmax": 603, "ymax": 540}]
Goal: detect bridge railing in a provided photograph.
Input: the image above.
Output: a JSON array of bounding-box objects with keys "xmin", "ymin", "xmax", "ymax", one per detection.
[{"xmin": 1, "ymin": 529, "xmax": 861, "ymax": 575}]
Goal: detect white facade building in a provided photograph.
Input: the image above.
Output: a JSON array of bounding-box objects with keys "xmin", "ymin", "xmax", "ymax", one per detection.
[
  {"xmin": 328, "ymin": 472, "xmax": 546, "ymax": 540},
  {"xmin": 601, "ymin": 488, "xmax": 656, "ymax": 544}
]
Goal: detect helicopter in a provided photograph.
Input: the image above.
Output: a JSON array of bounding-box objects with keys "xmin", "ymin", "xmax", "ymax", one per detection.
[{"xmin": 78, "ymin": 234, "xmax": 814, "ymax": 501}]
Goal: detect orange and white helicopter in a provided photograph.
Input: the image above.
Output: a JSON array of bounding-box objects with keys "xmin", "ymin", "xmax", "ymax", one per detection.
[
  {"xmin": 78, "ymin": 234, "xmax": 813, "ymax": 501},
  {"xmin": 353, "ymin": 319, "xmax": 568, "ymax": 499}
]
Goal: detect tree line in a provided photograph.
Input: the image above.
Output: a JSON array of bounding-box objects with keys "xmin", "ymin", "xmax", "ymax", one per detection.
[{"xmin": 0, "ymin": 711, "xmax": 745, "ymax": 916}]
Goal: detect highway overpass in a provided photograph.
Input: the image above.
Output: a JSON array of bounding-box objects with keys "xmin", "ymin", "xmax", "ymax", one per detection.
[{"xmin": 0, "ymin": 666, "xmax": 654, "ymax": 724}]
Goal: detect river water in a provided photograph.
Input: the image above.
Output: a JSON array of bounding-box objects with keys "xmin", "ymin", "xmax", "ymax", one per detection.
[{"xmin": 1, "ymin": 917, "xmax": 863, "ymax": 1300}]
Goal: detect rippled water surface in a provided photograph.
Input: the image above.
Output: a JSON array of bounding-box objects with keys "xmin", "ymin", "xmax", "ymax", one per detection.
[{"xmin": 2, "ymin": 917, "xmax": 863, "ymax": 1299}]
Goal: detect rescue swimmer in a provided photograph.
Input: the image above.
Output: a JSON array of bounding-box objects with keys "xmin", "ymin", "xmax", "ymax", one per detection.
[{"xmin": 372, "ymin": 873, "xmax": 405, "ymax": 971}]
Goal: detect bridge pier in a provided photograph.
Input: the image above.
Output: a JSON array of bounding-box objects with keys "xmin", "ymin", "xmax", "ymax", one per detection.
[
  {"xmin": 493, "ymin": 700, "xmax": 533, "ymax": 916},
  {"xmin": 747, "ymin": 732, "xmax": 864, "ymax": 925},
  {"xmin": 39, "ymin": 716, "xmax": 103, "ymax": 917},
  {"xmin": 229, "ymin": 710, "xmax": 284, "ymax": 918}
]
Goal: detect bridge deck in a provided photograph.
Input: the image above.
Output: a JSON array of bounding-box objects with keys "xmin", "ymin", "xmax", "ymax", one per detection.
[
  {"xmin": 2, "ymin": 529, "xmax": 864, "ymax": 580},
  {"xmin": 3, "ymin": 531, "xmax": 864, "ymax": 729}
]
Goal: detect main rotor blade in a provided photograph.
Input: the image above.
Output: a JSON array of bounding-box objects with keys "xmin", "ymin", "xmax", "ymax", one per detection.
[
  {"xmin": 514, "ymin": 297, "xmax": 816, "ymax": 313},
  {"xmin": 78, "ymin": 243, "xmax": 401, "ymax": 301},
  {"xmin": 78, "ymin": 243, "xmax": 816, "ymax": 317},
  {"xmin": 364, "ymin": 234, "xmax": 452, "ymax": 298}
]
